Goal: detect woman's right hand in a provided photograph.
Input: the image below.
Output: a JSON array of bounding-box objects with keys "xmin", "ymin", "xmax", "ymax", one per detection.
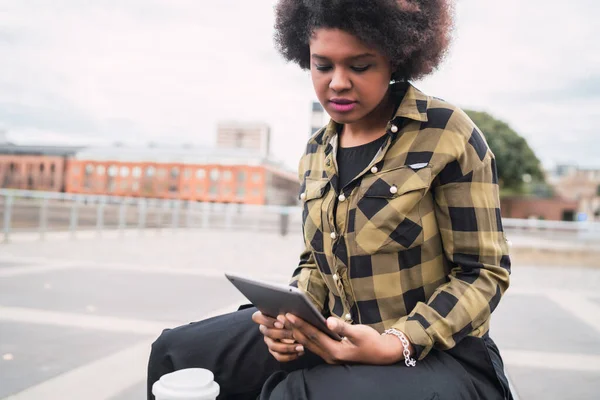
[{"xmin": 252, "ymin": 310, "xmax": 305, "ymax": 362}]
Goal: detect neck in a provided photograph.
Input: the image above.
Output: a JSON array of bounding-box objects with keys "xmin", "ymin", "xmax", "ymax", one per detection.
[{"xmin": 340, "ymin": 88, "xmax": 395, "ymax": 147}]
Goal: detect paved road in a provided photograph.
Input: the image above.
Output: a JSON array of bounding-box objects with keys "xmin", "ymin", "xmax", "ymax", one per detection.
[{"xmin": 1, "ymin": 230, "xmax": 600, "ymax": 399}]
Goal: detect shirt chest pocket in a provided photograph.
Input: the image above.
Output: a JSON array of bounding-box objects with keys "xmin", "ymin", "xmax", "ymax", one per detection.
[
  {"xmin": 352, "ymin": 165, "xmax": 432, "ymax": 255},
  {"xmin": 301, "ymin": 178, "xmax": 329, "ymax": 253}
]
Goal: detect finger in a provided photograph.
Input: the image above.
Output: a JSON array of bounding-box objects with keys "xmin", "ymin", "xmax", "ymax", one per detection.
[
  {"xmin": 262, "ymin": 326, "xmax": 295, "ymax": 341},
  {"xmin": 252, "ymin": 311, "xmax": 277, "ymax": 327},
  {"xmin": 264, "ymin": 336, "xmax": 304, "ymax": 354},
  {"xmin": 327, "ymin": 317, "xmax": 349, "ymax": 338},
  {"xmin": 269, "ymin": 349, "xmax": 299, "ymax": 363}
]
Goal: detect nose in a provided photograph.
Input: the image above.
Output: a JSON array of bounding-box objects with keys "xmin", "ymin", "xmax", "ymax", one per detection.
[{"xmin": 329, "ymin": 69, "xmax": 352, "ymax": 93}]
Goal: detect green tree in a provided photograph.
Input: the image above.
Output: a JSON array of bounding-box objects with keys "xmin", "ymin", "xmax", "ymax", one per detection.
[{"xmin": 465, "ymin": 110, "xmax": 545, "ymax": 195}]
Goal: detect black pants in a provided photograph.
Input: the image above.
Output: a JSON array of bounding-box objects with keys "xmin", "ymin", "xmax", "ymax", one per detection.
[{"xmin": 147, "ymin": 306, "xmax": 512, "ymax": 400}]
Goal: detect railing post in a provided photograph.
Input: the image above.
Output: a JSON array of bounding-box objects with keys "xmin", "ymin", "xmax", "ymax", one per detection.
[
  {"xmin": 69, "ymin": 196, "xmax": 80, "ymax": 239},
  {"xmin": 138, "ymin": 198, "xmax": 147, "ymax": 234},
  {"xmin": 96, "ymin": 198, "xmax": 105, "ymax": 237},
  {"xmin": 201, "ymin": 202, "xmax": 210, "ymax": 229},
  {"xmin": 186, "ymin": 200, "xmax": 194, "ymax": 228},
  {"xmin": 171, "ymin": 200, "xmax": 181, "ymax": 231},
  {"xmin": 2, "ymin": 194, "xmax": 13, "ymax": 243},
  {"xmin": 39, "ymin": 197, "xmax": 49, "ymax": 240},
  {"xmin": 118, "ymin": 199, "xmax": 127, "ymax": 236},
  {"xmin": 225, "ymin": 203, "xmax": 234, "ymax": 230}
]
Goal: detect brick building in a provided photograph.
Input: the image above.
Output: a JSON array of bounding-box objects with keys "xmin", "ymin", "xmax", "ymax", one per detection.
[
  {"xmin": 500, "ymin": 197, "xmax": 579, "ymax": 221},
  {"xmin": 0, "ymin": 143, "xmax": 83, "ymax": 192},
  {"xmin": 66, "ymin": 145, "xmax": 299, "ymax": 205},
  {"xmin": 548, "ymin": 165, "xmax": 600, "ymax": 221}
]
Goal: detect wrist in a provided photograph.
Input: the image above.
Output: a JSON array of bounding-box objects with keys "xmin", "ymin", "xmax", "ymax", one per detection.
[
  {"xmin": 381, "ymin": 329, "xmax": 415, "ymax": 365},
  {"xmin": 381, "ymin": 332, "xmax": 407, "ymax": 363}
]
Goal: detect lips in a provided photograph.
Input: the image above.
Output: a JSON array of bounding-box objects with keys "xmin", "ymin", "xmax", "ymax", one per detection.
[{"xmin": 330, "ymin": 98, "xmax": 356, "ymax": 105}]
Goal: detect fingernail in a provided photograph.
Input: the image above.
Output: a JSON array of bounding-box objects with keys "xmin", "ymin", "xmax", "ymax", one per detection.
[
  {"xmin": 296, "ymin": 345, "xmax": 304, "ymax": 352},
  {"xmin": 286, "ymin": 314, "xmax": 295, "ymax": 324},
  {"xmin": 274, "ymin": 322, "xmax": 283, "ymax": 329},
  {"xmin": 259, "ymin": 325, "xmax": 266, "ymax": 333}
]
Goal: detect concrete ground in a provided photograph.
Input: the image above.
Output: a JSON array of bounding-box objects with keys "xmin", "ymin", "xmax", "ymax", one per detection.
[{"xmin": 1, "ymin": 229, "xmax": 599, "ymax": 399}]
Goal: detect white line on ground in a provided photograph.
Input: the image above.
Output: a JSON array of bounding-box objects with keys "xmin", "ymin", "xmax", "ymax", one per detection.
[
  {"xmin": 0, "ymin": 263, "xmax": 80, "ymax": 278},
  {"xmin": 545, "ymin": 290, "xmax": 600, "ymax": 334},
  {"xmin": 508, "ymin": 286, "xmax": 600, "ymax": 300},
  {"xmin": 503, "ymin": 349, "xmax": 600, "ymax": 372},
  {"xmin": 0, "ymin": 306, "xmax": 182, "ymax": 335},
  {"xmin": 2, "ymin": 303, "xmax": 242, "ymax": 400}
]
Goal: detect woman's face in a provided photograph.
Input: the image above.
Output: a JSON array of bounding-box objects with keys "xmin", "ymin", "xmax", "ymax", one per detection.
[{"xmin": 309, "ymin": 28, "xmax": 393, "ymax": 125}]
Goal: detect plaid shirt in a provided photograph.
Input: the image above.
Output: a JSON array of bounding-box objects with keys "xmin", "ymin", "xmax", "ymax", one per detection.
[{"xmin": 290, "ymin": 82, "xmax": 511, "ymax": 360}]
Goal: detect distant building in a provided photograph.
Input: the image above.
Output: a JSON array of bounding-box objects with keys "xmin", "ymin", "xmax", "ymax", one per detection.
[
  {"xmin": 310, "ymin": 101, "xmax": 325, "ymax": 136},
  {"xmin": 216, "ymin": 122, "xmax": 271, "ymax": 158},
  {"xmin": 548, "ymin": 165, "xmax": 600, "ymax": 221},
  {"xmin": 500, "ymin": 197, "xmax": 579, "ymax": 221},
  {"xmin": 66, "ymin": 144, "xmax": 298, "ymax": 205},
  {"xmin": 0, "ymin": 144, "xmax": 83, "ymax": 192}
]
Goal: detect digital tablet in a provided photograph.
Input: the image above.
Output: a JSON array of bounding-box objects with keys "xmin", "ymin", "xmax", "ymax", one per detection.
[{"xmin": 225, "ymin": 273, "xmax": 342, "ymax": 341}]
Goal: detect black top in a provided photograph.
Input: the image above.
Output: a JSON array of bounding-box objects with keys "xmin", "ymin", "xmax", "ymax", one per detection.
[{"xmin": 337, "ymin": 134, "xmax": 388, "ymax": 189}]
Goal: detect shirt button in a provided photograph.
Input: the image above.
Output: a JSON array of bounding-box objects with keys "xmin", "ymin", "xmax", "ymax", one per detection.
[
  {"xmin": 371, "ymin": 166, "xmax": 378, "ymax": 174},
  {"xmin": 390, "ymin": 124, "xmax": 398, "ymax": 133},
  {"xmin": 330, "ymin": 232, "xmax": 337, "ymax": 240},
  {"xmin": 338, "ymin": 194, "xmax": 346, "ymax": 202},
  {"xmin": 333, "ymin": 273, "xmax": 338, "ymax": 281},
  {"xmin": 389, "ymin": 185, "xmax": 398, "ymax": 194},
  {"xmin": 345, "ymin": 313, "xmax": 352, "ymax": 320},
  {"xmin": 300, "ymin": 192, "xmax": 306, "ymax": 201}
]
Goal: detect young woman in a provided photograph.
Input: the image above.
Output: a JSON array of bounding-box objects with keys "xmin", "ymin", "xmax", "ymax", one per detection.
[{"xmin": 147, "ymin": 1, "xmax": 513, "ymax": 399}]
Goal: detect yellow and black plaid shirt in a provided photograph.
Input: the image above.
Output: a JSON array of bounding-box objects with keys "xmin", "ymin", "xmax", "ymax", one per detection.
[{"xmin": 290, "ymin": 82, "xmax": 511, "ymax": 360}]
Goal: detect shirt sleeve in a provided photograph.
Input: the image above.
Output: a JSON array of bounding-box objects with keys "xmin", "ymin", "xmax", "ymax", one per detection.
[
  {"xmin": 392, "ymin": 124, "xmax": 511, "ymax": 360},
  {"xmin": 289, "ymin": 153, "xmax": 329, "ymax": 313}
]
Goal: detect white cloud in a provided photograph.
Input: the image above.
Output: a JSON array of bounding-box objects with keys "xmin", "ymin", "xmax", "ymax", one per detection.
[{"xmin": 0, "ymin": 0, "xmax": 598, "ymax": 169}]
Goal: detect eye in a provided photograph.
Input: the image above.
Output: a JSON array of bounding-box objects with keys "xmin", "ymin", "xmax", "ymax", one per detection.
[
  {"xmin": 351, "ymin": 65, "xmax": 371, "ymax": 73},
  {"xmin": 314, "ymin": 64, "xmax": 332, "ymax": 72}
]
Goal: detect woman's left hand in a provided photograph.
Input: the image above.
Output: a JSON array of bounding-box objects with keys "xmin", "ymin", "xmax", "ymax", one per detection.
[{"xmin": 281, "ymin": 313, "xmax": 412, "ymax": 365}]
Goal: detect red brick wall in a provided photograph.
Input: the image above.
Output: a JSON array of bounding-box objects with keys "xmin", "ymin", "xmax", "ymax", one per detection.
[
  {"xmin": 500, "ymin": 197, "xmax": 579, "ymax": 221},
  {"xmin": 0, "ymin": 155, "xmax": 66, "ymax": 192},
  {"xmin": 66, "ymin": 160, "xmax": 274, "ymax": 205}
]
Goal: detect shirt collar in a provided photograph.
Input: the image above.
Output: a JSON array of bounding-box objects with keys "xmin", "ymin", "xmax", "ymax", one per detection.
[{"xmin": 318, "ymin": 82, "xmax": 430, "ymax": 147}]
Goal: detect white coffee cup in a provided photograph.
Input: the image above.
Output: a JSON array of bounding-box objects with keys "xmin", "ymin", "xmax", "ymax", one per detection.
[{"xmin": 152, "ymin": 368, "xmax": 220, "ymax": 400}]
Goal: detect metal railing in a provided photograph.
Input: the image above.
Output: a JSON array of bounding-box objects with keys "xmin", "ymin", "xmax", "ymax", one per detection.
[
  {"xmin": 0, "ymin": 189, "xmax": 302, "ymax": 242},
  {"xmin": 2, "ymin": 189, "xmax": 600, "ymax": 243}
]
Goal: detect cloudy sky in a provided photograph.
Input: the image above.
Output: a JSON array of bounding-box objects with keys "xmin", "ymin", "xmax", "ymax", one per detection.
[{"xmin": 0, "ymin": 0, "xmax": 598, "ymax": 169}]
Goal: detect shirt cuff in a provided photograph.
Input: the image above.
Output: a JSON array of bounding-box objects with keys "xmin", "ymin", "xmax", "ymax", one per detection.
[{"xmin": 392, "ymin": 316, "xmax": 434, "ymax": 360}]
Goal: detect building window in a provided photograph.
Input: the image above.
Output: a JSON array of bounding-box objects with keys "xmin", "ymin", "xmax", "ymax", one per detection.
[
  {"xmin": 184, "ymin": 168, "xmax": 192, "ymax": 179},
  {"xmin": 132, "ymin": 182, "xmax": 140, "ymax": 192},
  {"xmin": 196, "ymin": 186, "xmax": 205, "ymax": 194},
  {"xmin": 170, "ymin": 167, "xmax": 180, "ymax": 178},
  {"xmin": 108, "ymin": 165, "xmax": 118, "ymax": 177},
  {"xmin": 597, "ymin": 184, "xmax": 600, "ymax": 196},
  {"xmin": 223, "ymin": 187, "xmax": 231, "ymax": 195},
  {"xmin": 237, "ymin": 171, "xmax": 246, "ymax": 183},
  {"xmin": 85, "ymin": 164, "xmax": 95, "ymax": 175},
  {"xmin": 209, "ymin": 185, "xmax": 218, "ymax": 196},
  {"xmin": 183, "ymin": 185, "xmax": 189, "ymax": 193},
  {"xmin": 223, "ymin": 170, "xmax": 232, "ymax": 181},
  {"xmin": 132, "ymin": 167, "xmax": 142, "ymax": 178},
  {"xmin": 252, "ymin": 188, "xmax": 260, "ymax": 197},
  {"xmin": 210, "ymin": 169, "xmax": 220, "ymax": 181},
  {"xmin": 107, "ymin": 180, "xmax": 116, "ymax": 192},
  {"xmin": 196, "ymin": 168, "xmax": 206, "ymax": 179},
  {"xmin": 50, "ymin": 164, "xmax": 55, "ymax": 173},
  {"xmin": 236, "ymin": 187, "xmax": 245, "ymax": 198},
  {"xmin": 97, "ymin": 165, "xmax": 106, "ymax": 175},
  {"xmin": 145, "ymin": 166, "xmax": 155, "ymax": 177},
  {"xmin": 121, "ymin": 181, "xmax": 129, "ymax": 190},
  {"xmin": 120, "ymin": 166, "xmax": 130, "ymax": 178},
  {"xmin": 169, "ymin": 184, "xmax": 178, "ymax": 193}
]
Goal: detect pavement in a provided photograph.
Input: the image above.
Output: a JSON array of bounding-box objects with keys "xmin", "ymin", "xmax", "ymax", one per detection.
[{"xmin": 1, "ymin": 229, "xmax": 600, "ymax": 399}]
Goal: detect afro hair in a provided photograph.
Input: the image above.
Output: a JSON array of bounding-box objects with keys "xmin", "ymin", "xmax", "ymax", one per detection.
[{"xmin": 274, "ymin": 0, "xmax": 454, "ymax": 81}]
